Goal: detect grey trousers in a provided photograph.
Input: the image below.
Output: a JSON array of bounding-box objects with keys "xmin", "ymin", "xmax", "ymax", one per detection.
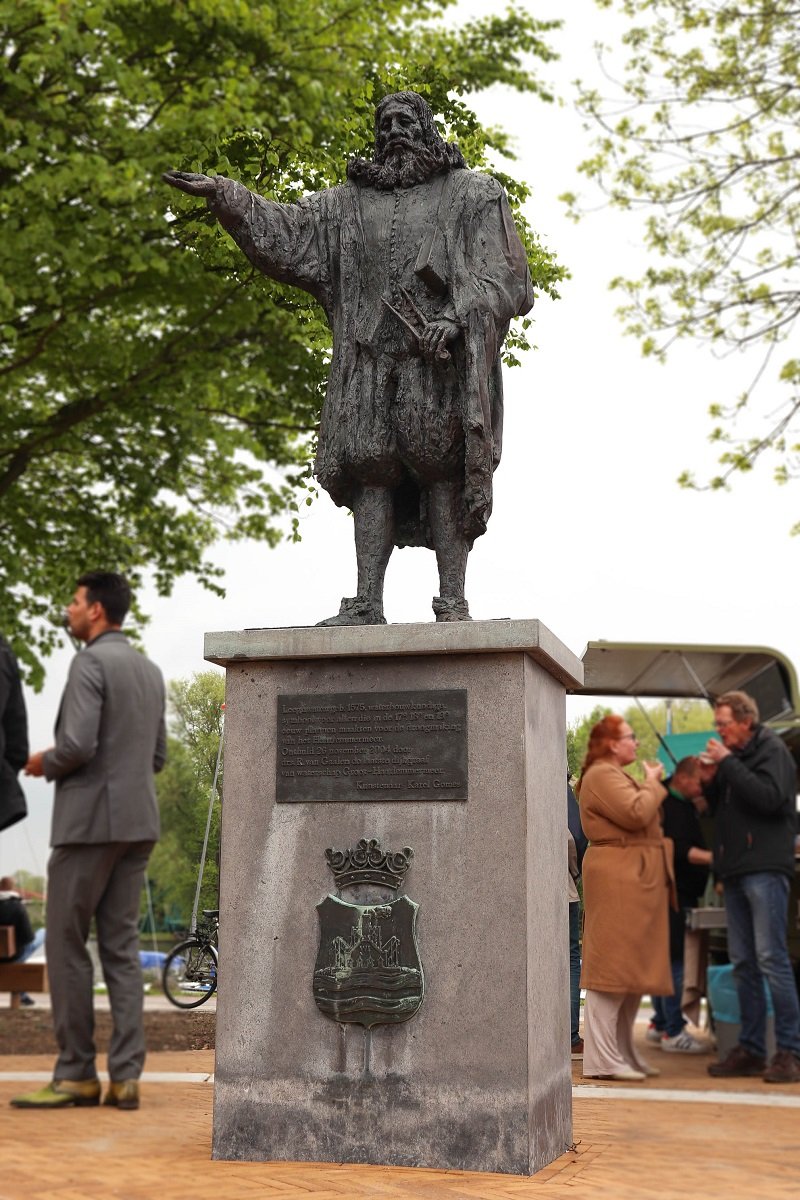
[{"xmin": 46, "ymin": 841, "xmax": 155, "ymax": 1082}]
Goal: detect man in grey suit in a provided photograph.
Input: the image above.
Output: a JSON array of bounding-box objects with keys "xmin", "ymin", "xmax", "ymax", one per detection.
[{"xmin": 12, "ymin": 572, "xmax": 166, "ymax": 1110}]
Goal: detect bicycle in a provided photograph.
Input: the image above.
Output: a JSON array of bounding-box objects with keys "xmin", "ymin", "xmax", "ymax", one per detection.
[{"xmin": 162, "ymin": 909, "xmax": 219, "ymax": 1009}]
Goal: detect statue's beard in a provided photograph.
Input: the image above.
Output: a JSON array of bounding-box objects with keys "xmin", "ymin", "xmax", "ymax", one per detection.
[{"xmin": 347, "ymin": 137, "xmax": 460, "ymax": 190}]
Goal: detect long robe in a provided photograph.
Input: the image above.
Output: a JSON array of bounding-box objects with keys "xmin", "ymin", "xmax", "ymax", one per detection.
[{"xmin": 208, "ymin": 169, "xmax": 533, "ymax": 547}]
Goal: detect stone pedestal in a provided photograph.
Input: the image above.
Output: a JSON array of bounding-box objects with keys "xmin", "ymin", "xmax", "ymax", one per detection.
[{"xmin": 205, "ymin": 619, "xmax": 582, "ymax": 1176}]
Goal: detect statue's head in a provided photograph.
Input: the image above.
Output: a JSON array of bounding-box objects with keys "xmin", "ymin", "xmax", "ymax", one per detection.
[
  {"xmin": 374, "ymin": 92, "xmax": 440, "ymax": 160},
  {"xmin": 347, "ymin": 91, "xmax": 466, "ymax": 189}
]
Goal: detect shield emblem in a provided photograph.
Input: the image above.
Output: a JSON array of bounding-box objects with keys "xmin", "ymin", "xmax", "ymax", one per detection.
[{"xmin": 313, "ymin": 894, "xmax": 424, "ymax": 1028}]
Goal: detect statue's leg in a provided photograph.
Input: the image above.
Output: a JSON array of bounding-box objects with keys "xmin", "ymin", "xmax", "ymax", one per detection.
[
  {"xmin": 429, "ymin": 480, "xmax": 471, "ymax": 622},
  {"xmin": 354, "ymin": 485, "xmax": 394, "ymax": 609},
  {"xmin": 316, "ymin": 486, "xmax": 393, "ymax": 626}
]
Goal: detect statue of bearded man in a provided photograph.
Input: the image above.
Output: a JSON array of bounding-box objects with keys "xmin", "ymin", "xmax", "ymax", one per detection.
[{"xmin": 165, "ymin": 92, "xmax": 533, "ymax": 625}]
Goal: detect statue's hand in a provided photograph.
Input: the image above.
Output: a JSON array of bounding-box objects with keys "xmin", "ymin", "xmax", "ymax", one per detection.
[
  {"xmin": 419, "ymin": 318, "xmax": 459, "ymax": 363},
  {"xmin": 162, "ymin": 170, "xmax": 219, "ymax": 197}
]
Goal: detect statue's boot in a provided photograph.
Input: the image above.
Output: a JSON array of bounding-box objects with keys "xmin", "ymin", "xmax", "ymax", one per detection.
[
  {"xmin": 432, "ymin": 596, "xmax": 472, "ymax": 622},
  {"xmin": 317, "ymin": 595, "xmax": 387, "ymax": 627}
]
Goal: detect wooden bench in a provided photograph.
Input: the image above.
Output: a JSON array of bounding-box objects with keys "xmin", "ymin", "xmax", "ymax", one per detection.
[{"xmin": 0, "ymin": 925, "xmax": 48, "ymax": 1009}]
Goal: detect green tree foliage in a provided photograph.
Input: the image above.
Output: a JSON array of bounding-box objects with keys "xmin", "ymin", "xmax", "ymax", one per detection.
[
  {"xmin": 0, "ymin": 0, "xmax": 566, "ymax": 683},
  {"xmin": 626, "ymin": 699, "xmax": 715, "ymax": 767},
  {"xmin": 568, "ymin": 1, "xmax": 800, "ymax": 518},
  {"xmin": 567, "ymin": 698, "xmax": 713, "ymax": 780},
  {"xmin": 147, "ymin": 670, "xmax": 224, "ymax": 929},
  {"xmin": 567, "ymin": 703, "xmax": 610, "ymax": 779}
]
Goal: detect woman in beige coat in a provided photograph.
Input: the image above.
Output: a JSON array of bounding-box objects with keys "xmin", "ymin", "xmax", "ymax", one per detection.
[{"xmin": 578, "ymin": 714, "xmax": 675, "ymax": 1080}]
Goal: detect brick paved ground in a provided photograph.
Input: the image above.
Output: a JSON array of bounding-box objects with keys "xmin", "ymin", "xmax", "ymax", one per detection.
[{"xmin": 2, "ymin": 1030, "xmax": 799, "ymax": 1199}]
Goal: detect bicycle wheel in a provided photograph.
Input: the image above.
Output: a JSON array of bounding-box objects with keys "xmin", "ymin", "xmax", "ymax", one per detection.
[{"xmin": 162, "ymin": 938, "xmax": 218, "ymax": 1009}]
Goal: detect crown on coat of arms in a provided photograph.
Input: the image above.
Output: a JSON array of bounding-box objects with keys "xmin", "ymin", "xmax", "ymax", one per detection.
[{"xmin": 325, "ymin": 838, "xmax": 414, "ymax": 890}]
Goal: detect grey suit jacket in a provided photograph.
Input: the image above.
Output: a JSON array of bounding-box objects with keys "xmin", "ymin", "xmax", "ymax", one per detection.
[{"xmin": 44, "ymin": 631, "xmax": 166, "ymax": 846}]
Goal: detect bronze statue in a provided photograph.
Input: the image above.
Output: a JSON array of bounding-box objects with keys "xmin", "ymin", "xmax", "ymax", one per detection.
[{"xmin": 165, "ymin": 92, "xmax": 533, "ymax": 625}]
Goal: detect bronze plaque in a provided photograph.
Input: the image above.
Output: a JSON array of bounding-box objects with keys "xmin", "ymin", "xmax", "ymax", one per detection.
[{"xmin": 276, "ymin": 689, "xmax": 467, "ymax": 802}]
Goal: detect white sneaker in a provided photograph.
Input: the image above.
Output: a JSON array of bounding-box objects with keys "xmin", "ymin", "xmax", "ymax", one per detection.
[
  {"xmin": 660, "ymin": 1030, "xmax": 708, "ymax": 1054},
  {"xmin": 645, "ymin": 1023, "xmax": 663, "ymax": 1044}
]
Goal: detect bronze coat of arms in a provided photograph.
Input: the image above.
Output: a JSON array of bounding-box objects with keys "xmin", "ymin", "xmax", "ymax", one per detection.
[{"xmin": 312, "ymin": 839, "xmax": 424, "ymax": 1029}]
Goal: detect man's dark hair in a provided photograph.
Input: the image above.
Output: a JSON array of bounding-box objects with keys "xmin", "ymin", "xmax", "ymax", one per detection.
[
  {"xmin": 77, "ymin": 571, "xmax": 131, "ymax": 626},
  {"xmin": 673, "ymin": 756, "xmax": 700, "ymax": 778}
]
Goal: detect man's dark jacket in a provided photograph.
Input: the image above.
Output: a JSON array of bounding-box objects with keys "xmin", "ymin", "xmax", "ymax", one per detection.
[
  {"xmin": 704, "ymin": 724, "xmax": 797, "ymax": 881},
  {"xmin": 0, "ymin": 636, "xmax": 28, "ymax": 832},
  {"xmin": 567, "ymin": 782, "xmax": 588, "ymax": 876},
  {"xmin": 662, "ymin": 782, "xmax": 709, "ymax": 959}
]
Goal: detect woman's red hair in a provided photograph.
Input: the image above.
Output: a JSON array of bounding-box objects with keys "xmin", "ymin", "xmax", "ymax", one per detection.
[{"xmin": 576, "ymin": 714, "xmax": 626, "ymax": 794}]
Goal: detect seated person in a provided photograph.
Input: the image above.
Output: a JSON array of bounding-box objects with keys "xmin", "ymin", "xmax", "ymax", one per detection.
[{"xmin": 0, "ymin": 875, "xmax": 45, "ymax": 1005}]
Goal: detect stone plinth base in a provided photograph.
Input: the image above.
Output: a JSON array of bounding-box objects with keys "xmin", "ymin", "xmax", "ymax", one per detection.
[{"xmin": 205, "ymin": 619, "xmax": 582, "ymax": 1175}]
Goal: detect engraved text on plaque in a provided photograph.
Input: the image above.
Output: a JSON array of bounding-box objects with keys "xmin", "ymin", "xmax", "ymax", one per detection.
[{"xmin": 276, "ymin": 689, "xmax": 467, "ymax": 803}]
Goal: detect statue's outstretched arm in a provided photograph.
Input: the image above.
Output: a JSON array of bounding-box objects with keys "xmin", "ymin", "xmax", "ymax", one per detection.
[
  {"xmin": 163, "ymin": 170, "xmax": 219, "ymax": 198},
  {"xmin": 164, "ymin": 170, "xmax": 328, "ymax": 306}
]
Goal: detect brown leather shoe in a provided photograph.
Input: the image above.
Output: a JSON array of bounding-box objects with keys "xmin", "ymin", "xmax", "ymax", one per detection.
[
  {"xmin": 707, "ymin": 1044, "xmax": 766, "ymax": 1078},
  {"xmin": 763, "ymin": 1049, "xmax": 800, "ymax": 1083},
  {"xmin": 103, "ymin": 1080, "xmax": 140, "ymax": 1110}
]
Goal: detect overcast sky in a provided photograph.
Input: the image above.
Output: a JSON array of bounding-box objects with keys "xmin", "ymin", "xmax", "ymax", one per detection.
[{"xmin": 4, "ymin": 0, "xmax": 798, "ymax": 879}]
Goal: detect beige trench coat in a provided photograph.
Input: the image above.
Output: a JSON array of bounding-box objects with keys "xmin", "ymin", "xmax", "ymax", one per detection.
[{"xmin": 579, "ymin": 760, "xmax": 675, "ymax": 995}]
